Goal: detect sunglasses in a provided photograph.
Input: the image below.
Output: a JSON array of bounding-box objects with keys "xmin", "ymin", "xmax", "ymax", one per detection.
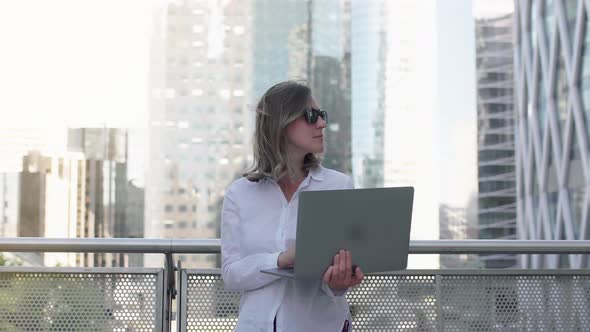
[{"xmin": 303, "ymin": 108, "xmax": 328, "ymax": 124}]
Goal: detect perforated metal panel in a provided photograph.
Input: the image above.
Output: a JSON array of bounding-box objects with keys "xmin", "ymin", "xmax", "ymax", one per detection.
[
  {"xmin": 180, "ymin": 272, "xmax": 240, "ymax": 331},
  {"xmin": 0, "ymin": 268, "xmax": 163, "ymax": 332},
  {"xmin": 440, "ymin": 275, "xmax": 590, "ymax": 331},
  {"xmin": 347, "ymin": 274, "xmax": 438, "ymax": 331},
  {"xmin": 180, "ymin": 270, "xmax": 590, "ymax": 332}
]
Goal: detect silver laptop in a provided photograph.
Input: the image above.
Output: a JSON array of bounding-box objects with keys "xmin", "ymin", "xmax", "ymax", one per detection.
[{"xmin": 261, "ymin": 187, "xmax": 414, "ymax": 279}]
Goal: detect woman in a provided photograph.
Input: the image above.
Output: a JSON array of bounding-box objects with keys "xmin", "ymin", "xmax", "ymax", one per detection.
[{"xmin": 221, "ymin": 81, "xmax": 364, "ymax": 331}]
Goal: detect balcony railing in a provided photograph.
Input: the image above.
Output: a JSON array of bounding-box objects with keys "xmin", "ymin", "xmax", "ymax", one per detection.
[{"xmin": 1, "ymin": 238, "xmax": 589, "ymax": 331}]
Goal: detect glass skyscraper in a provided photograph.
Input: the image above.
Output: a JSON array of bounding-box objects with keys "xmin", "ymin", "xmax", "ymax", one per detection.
[
  {"xmin": 252, "ymin": 0, "xmax": 308, "ymax": 98},
  {"xmin": 350, "ymin": 0, "xmax": 385, "ymax": 188},
  {"xmin": 146, "ymin": 0, "xmax": 352, "ymax": 268},
  {"xmin": 352, "ymin": 0, "xmax": 477, "ymax": 269}
]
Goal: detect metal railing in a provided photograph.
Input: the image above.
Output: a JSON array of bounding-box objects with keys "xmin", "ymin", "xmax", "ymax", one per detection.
[{"xmin": 1, "ymin": 238, "xmax": 589, "ymax": 331}]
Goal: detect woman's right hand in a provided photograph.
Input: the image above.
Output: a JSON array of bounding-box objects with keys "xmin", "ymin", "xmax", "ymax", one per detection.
[
  {"xmin": 323, "ymin": 249, "xmax": 364, "ymax": 291},
  {"xmin": 277, "ymin": 247, "xmax": 296, "ymax": 268}
]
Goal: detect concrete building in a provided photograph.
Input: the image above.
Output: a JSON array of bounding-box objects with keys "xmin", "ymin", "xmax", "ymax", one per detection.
[
  {"xmin": 68, "ymin": 128, "xmax": 130, "ymax": 267},
  {"xmin": 123, "ymin": 179, "xmax": 145, "ymax": 267},
  {"xmin": 147, "ymin": 0, "xmax": 253, "ymax": 268},
  {"xmin": 18, "ymin": 150, "xmax": 85, "ymax": 267}
]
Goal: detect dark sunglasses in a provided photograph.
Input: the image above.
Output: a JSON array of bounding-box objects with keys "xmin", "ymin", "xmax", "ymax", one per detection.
[{"xmin": 303, "ymin": 108, "xmax": 328, "ymax": 124}]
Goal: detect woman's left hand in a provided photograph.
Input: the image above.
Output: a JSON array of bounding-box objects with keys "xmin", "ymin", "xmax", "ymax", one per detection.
[{"xmin": 322, "ymin": 249, "xmax": 364, "ymax": 291}]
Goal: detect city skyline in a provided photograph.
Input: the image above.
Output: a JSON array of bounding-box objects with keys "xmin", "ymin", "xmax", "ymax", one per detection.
[
  {"xmin": 6, "ymin": 1, "xmax": 589, "ymax": 272},
  {"xmin": 0, "ymin": 0, "xmax": 503, "ymax": 187},
  {"xmin": 2, "ymin": 2, "xmax": 590, "ymax": 330},
  {"xmin": 1, "ymin": 1, "xmax": 508, "ymax": 223}
]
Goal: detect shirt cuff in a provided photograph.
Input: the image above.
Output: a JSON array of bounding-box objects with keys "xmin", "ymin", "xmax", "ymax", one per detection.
[
  {"xmin": 321, "ymin": 280, "xmax": 348, "ymax": 298},
  {"xmin": 269, "ymin": 251, "xmax": 282, "ymax": 268}
]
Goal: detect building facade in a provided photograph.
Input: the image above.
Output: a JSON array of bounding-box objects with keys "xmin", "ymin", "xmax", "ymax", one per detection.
[
  {"xmin": 310, "ymin": 0, "xmax": 352, "ymax": 174},
  {"xmin": 252, "ymin": 0, "xmax": 308, "ymax": 98},
  {"xmin": 147, "ymin": 0, "xmax": 253, "ymax": 268},
  {"xmin": 439, "ymin": 204, "xmax": 481, "ymax": 269},
  {"xmin": 350, "ymin": 0, "xmax": 386, "ymax": 188},
  {"xmin": 68, "ymin": 128, "xmax": 130, "ymax": 267},
  {"xmin": 255, "ymin": 0, "xmax": 352, "ymax": 173},
  {"xmin": 123, "ymin": 179, "xmax": 145, "ymax": 267},
  {"xmin": 18, "ymin": 150, "xmax": 85, "ymax": 267},
  {"xmin": 147, "ymin": 0, "xmax": 353, "ymax": 268},
  {"xmin": 13, "ymin": 128, "xmax": 139, "ymax": 268},
  {"xmin": 0, "ymin": 172, "xmax": 18, "ymax": 238},
  {"xmin": 514, "ymin": 0, "xmax": 590, "ymax": 268},
  {"xmin": 0, "ymin": 129, "xmax": 67, "ymax": 243},
  {"xmin": 352, "ymin": 0, "xmax": 478, "ymax": 269},
  {"xmin": 476, "ymin": 14, "xmax": 518, "ymax": 268}
]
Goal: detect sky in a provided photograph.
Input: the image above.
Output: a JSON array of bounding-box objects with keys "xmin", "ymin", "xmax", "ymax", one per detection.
[
  {"xmin": 0, "ymin": 0, "xmax": 514, "ymax": 128},
  {"xmin": 0, "ymin": 0, "xmax": 159, "ymax": 128},
  {"xmin": 473, "ymin": 0, "xmax": 514, "ymax": 18},
  {"xmin": 437, "ymin": 0, "xmax": 478, "ymax": 208}
]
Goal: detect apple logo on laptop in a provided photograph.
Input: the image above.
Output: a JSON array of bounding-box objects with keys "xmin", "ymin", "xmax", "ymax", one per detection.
[{"xmin": 347, "ymin": 223, "xmax": 364, "ymax": 242}]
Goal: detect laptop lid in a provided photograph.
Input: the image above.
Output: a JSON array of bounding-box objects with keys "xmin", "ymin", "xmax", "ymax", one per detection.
[{"xmin": 292, "ymin": 187, "xmax": 414, "ymax": 279}]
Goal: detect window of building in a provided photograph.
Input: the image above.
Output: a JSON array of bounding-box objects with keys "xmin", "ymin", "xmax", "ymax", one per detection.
[
  {"xmin": 192, "ymin": 25, "xmax": 204, "ymax": 33},
  {"xmin": 233, "ymin": 26, "xmax": 245, "ymax": 35},
  {"xmin": 219, "ymin": 89, "xmax": 230, "ymax": 99}
]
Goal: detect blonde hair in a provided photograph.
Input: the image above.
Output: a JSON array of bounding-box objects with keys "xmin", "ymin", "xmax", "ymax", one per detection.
[{"xmin": 243, "ymin": 81, "xmax": 321, "ymax": 182}]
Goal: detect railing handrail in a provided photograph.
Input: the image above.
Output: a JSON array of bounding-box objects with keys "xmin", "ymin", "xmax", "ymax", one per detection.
[{"xmin": 0, "ymin": 238, "xmax": 589, "ymax": 254}]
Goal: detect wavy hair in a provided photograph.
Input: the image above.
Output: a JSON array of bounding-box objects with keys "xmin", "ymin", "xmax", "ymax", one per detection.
[{"xmin": 243, "ymin": 81, "xmax": 321, "ymax": 182}]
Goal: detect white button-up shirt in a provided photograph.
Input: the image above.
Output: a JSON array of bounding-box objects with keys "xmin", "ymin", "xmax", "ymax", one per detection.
[{"xmin": 221, "ymin": 165, "xmax": 354, "ymax": 332}]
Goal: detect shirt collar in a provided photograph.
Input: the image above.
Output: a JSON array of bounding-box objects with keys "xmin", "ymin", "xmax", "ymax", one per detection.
[
  {"xmin": 308, "ymin": 165, "xmax": 325, "ymax": 182},
  {"xmin": 263, "ymin": 165, "xmax": 325, "ymax": 184}
]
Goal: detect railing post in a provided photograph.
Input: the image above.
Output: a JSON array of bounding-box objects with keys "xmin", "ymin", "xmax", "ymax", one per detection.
[
  {"xmin": 436, "ymin": 274, "xmax": 443, "ymax": 332},
  {"xmin": 164, "ymin": 252, "xmax": 177, "ymax": 332},
  {"xmin": 177, "ymin": 261, "xmax": 187, "ymax": 332}
]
